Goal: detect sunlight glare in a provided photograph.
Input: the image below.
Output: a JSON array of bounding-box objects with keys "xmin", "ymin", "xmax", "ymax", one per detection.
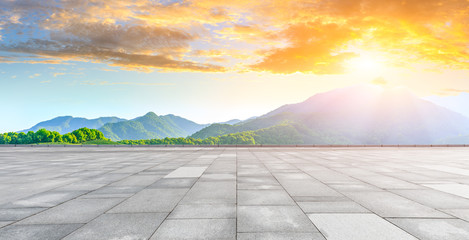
[{"xmin": 346, "ymin": 53, "xmax": 387, "ymax": 75}]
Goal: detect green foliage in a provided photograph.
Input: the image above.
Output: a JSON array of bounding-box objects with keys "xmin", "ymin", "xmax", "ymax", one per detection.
[
  {"xmin": 117, "ymin": 123, "xmax": 305, "ymax": 145},
  {"xmin": 0, "ymin": 128, "xmax": 108, "ymax": 144},
  {"xmin": 0, "ymin": 123, "xmax": 337, "ymax": 146},
  {"xmin": 190, "ymin": 124, "xmax": 236, "ymax": 139},
  {"xmin": 190, "ymin": 113, "xmax": 296, "ymax": 139},
  {"xmin": 99, "ymin": 112, "xmax": 207, "ymax": 141}
]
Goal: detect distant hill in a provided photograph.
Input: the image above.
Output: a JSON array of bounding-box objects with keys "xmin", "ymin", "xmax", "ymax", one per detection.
[
  {"xmin": 218, "ymin": 119, "xmax": 242, "ymax": 125},
  {"xmin": 99, "ymin": 112, "xmax": 208, "ymax": 141},
  {"xmin": 20, "ymin": 116, "xmax": 126, "ymax": 134},
  {"xmin": 425, "ymin": 93, "xmax": 469, "ymax": 118},
  {"xmin": 192, "ymin": 85, "xmax": 469, "ymax": 144}
]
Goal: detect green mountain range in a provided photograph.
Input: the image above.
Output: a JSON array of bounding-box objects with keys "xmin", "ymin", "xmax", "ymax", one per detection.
[
  {"xmin": 98, "ymin": 112, "xmax": 209, "ymax": 141},
  {"xmin": 16, "ymin": 85, "xmax": 469, "ymax": 144},
  {"xmin": 20, "ymin": 116, "xmax": 126, "ymax": 134}
]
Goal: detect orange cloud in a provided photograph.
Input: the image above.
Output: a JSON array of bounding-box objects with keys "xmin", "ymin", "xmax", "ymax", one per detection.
[
  {"xmin": 250, "ymin": 21, "xmax": 359, "ymax": 74},
  {"xmin": 1, "ymin": 0, "xmax": 468, "ymax": 74}
]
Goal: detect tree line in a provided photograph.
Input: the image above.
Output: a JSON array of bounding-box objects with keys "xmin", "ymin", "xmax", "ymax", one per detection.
[
  {"xmin": 119, "ymin": 133, "xmax": 256, "ymax": 145},
  {"xmin": 0, "ymin": 128, "xmax": 107, "ymax": 144},
  {"xmin": 0, "ymin": 129, "xmax": 260, "ymax": 145},
  {"xmin": 0, "ymin": 124, "xmax": 303, "ymax": 145}
]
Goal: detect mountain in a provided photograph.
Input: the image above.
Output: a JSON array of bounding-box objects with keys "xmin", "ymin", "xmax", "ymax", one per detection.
[
  {"xmin": 99, "ymin": 112, "xmax": 208, "ymax": 141},
  {"xmin": 425, "ymin": 93, "xmax": 469, "ymax": 118},
  {"xmin": 217, "ymin": 119, "xmax": 242, "ymax": 125},
  {"xmin": 20, "ymin": 116, "xmax": 126, "ymax": 134},
  {"xmin": 192, "ymin": 85, "xmax": 469, "ymax": 144}
]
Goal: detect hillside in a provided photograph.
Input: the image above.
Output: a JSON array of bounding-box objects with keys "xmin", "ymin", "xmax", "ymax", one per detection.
[
  {"xmin": 20, "ymin": 116, "xmax": 125, "ymax": 134},
  {"xmin": 99, "ymin": 112, "xmax": 208, "ymax": 141},
  {"xmin": 425, "ymin": 93, "xmax": 469, "ymax": 118},
  {"xmin": 192, "ymin": 85, "xmax": 469, "ymax": 144}
]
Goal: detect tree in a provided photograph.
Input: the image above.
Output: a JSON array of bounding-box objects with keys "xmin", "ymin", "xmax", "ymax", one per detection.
[{"xmin": 35, "ymin": 129, "xmax": 51, "ymax": 143}]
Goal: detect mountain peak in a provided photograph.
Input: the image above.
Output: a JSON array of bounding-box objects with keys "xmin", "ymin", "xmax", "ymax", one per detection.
[{"xmin": 143, "ymin": 112, "xmax": 158, "ymax": 117}]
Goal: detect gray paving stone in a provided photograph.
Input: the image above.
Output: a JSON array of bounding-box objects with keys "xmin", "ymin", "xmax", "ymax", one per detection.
[
  {"xmin": 329, "ymin": 183, "xmax": 383, "ymax": 192},
  {"xmin": 199, "ymin": 173, "xmax": 236, "ymax": 181},
  {"xmin": 237, "ymin": 206, "xmax": 318, "ymax": 232},
  {"xmin": 308, "ymin": 214, "xmax": 417, "ymax": 240},
  {"xmin": 0, "ymin": 223, "xmax": 82, "ymax": 240},
  {"xmin": 4, "ymin": 147, "xmax": 469, "ymax": 239},
  {"xmin": 181, "ymin": 181, "xmax": 236, "ymax": 204},
  {"xmin": 298, "ymin": 201, "xmax": 369, "ymax": 213},
  {"xmin": 148, "ymin": 178, "xmax": 197, "ymax": 189},
  {"xmin": 237, "ymin": 176, "xmax": 282, "ymax": 190},
  {"xmin": 108, "ymin": 174, "xmax": 164, "ymax": 186},
  {"xmin": 391, "ymin": 189, "xmax": 469, "ymax": 209},
  {"xmin": 292, "ymin": 196, "xmax": 350, "ymax": 202},
  {"xmin": 344, "ymin": 191, "xmax": 450, "ymax": 218},
  {"xmin": 2, "ymin": 191, "xmax": 87, "ymax": 208},
  {"xmin": 168, "ymin": 204, "xmax": 236, "ymax": 219},
  {"xmin": 424, "ymin": 183, "xmax": 469, "ymax": 199},
  {"xmin": 237, "ymin": 232, "xmax": 326, "ymax": 240},
  {"xmin": 237, "ymin": 183, "xmax": 283, "ymax": 190},
  {"xmin": 109, "ymin": 188, "xmax": 188, "ymax": 213},
  {"xmin": 444, "ymin": 209, "xmax": 469, "ymax": 222},
  {"xmin": 0, "ymin": 221, "xmax": 12, "ymax": 228},
  {"xmin": 85, "ymin": 185, "xmax": 144, "ymax": 195},
  {"xmin": 238, "ymin": 190, "xmax": 295, "ymax": 205},
  {"xmin": 64, "ymin": 213, "xmax": 166, "ymax": 240},
  {"xmin": 151, "ymin": 219, "xmax": 236, "ymax": 240},
  {"xmin": 165, "ymin": 167, "xmax": 208, "ymax": 178},
  {"xmin": 0, "ymin": 208, "xmax": 46, "ymax": 221},
  {"xmin": 353, "ymin": 175, "xmax": 422, "ymax": 189},
  {"xmin": 388, "ymin": 218, "xmax": 469, "ymax": 240},
  {"xmin": 18, "ymin": 198, "xmax": 123, "ymax": 224},
  {"xmin": 54, "ymin": 182, "xmax": 106, "ymax": 191},
  {"xmin": 279, "ymin": 180, "xmax": 341, "ymax": 197}
]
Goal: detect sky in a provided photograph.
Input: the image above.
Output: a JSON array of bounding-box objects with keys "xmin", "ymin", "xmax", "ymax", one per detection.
[{"xmin": 1, "ymin": 0, "xmax": 469, "ymax": 132}]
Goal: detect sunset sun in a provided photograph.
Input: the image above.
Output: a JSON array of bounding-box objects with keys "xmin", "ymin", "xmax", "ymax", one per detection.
[{"xmin": 346, "ymin": 53, "xmax": 387, "ymax": 75}]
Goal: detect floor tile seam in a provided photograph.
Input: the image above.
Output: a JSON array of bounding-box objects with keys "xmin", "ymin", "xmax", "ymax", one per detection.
[
  {"xmin": 165, "ymin": 217, "xmax": 236, "ymax": 220},
  {"xmin": 236, "ymin": 230, "xmax": 321, "ymax": 233},
  {"xmin": 383, "ymin": 216, "xmax": 458, "ymax": 219},
  {"xmin": 147, "ymin": 148, "xmax": 225, "ymax": 239},
  {"xmin": 252, "ymin": 149, "xmax": 328, "ymax": 240},
  {"xmin": 289, "ymin": 151, "xmax": 456, "ymax": 221},
  {"xmin": 3, "ymin": 152, "xmax": 175, "ymax": 210},
  {"xmin": 337, "ymin": 179, "xmax": 457, "ymax": 219},
  {"xmin": 290, "ymin": 150, "xmax": 446, "ymax": 239},
  {"xmin": 386, "ymin": 189, "xmax": 469, "ymax": 217},
  {"xmin": 380, "ymin": 216, "xmax": 427, "ymax": 239},
  {"xmin": 235, "ymin": 148, "xmax": 240, "ymax": 240},
  {"xmin": 238, "ymin": 204, "xmax": 297, "ymax": 206},
  {"xmin": 60, "ymin": 150, "xmax": 199, "ymax": 239},
  {"xmin": 280, "ymin": 150, "xmax": 419, "ymax": 238},
  {"xmin": 44, "ymin": 196, "xmax": 130, "ymax": 239},
  {"xmin": 0, "ymin": 190, "xmax": 114, "ymax": 229}
]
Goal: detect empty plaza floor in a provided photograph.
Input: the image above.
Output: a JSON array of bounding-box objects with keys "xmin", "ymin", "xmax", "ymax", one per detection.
[{"xmin": 1, "ymin": 147, "xmax": 469, "ymax": 239}]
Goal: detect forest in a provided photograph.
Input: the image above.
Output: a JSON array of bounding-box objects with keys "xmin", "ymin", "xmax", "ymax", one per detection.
[{"xmin": 0, "ymin": 128, "xmax": 107, "ymax": 144}]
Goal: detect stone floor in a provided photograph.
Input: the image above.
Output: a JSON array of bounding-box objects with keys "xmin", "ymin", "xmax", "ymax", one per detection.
[{"xmin": 1, "ymin": 147, "xmax": 469, "ymax": 239}]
